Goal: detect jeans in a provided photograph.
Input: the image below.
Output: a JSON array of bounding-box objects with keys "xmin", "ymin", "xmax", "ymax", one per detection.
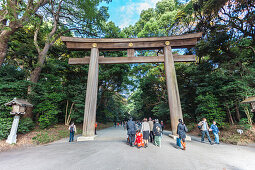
[
  {"xmin": 213, "ymin": 132, "xmax": 219, "ymax": 143},
  {"xmin": 149, "ymin": 131, "xmax": 154, "ymax": 142},
  {"xmin": 69, "ymin": 132, "xmax": 74, "ymax": 142},
  {"xmin": 154, "ymin": 136, "xmax": 162, "ymax": 147},
  {"xmin": 201, "ymin": 130, "xmax": 211, "ymax": 143}
]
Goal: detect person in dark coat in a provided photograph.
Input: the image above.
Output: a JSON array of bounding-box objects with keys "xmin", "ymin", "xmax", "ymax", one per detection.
[
  {"xmin": 153, "ymin": 119, "xmax": 162, "ymax": 147},
  {"xmin": 127, "ymin": 117, "xmax": 136, "ymax": 147},
  {"xmin": 177, "ymin": 119, "xmax": 188, "ymax": 150}
]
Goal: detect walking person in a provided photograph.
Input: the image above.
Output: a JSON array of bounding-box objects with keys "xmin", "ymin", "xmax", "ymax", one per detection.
[
  {"xmin": 69, "ymin": 121, "xmax": 76, "ymax": 142},
  {"xmin": 95, "ymin": 122, "xmax": 98, "ymax": 135},
  {"xmin": 148, "ymin": 117, "xmax": 154, "ymax": 143},
  {"xmin": 177, "ymin": 119, "xmax": 188, "ymax": 150},
  {"xmin": 198, "ymin": 118, "xmax": 213, "ymax": 145},
  {"xmin": 161, "ymin": 121, "xmax": 164, "ymax": 132},
  {"xmin": 141, "ymin": 118, "xmax": 150, "ymax": 148},
  {"xmin": 210, "ymin": 120, "xmax": 220, "ymax": 144},
  {"xmin": 127, "ymin": 117, "xmax": 136, "ymax": 147},
  {"xmin": 153, "ymin": 119, "xmax": 162, "ymax": 147}
]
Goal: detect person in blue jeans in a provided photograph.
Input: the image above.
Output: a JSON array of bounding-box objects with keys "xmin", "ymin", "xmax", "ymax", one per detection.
[
  {"xmin": 198, "ymin": 118, "xmax": 213, "ymax": 145},
  {"xmin": 69, "ymin": 122, "xmax": 76, "ymax": 142},
  {"xmin": 210, "ymin": 120, "xmax": 220, "ymax": 144}
]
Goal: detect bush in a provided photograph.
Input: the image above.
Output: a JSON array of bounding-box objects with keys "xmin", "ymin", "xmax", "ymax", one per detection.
[
  {"xmin": 0, "ymin": 117, "xmax": 13, "ymax": 140},
  {"xmin": 239, "ymin": 118, "xmax": 252, "ymax": 130},
  {"xmin": 38, "ymin": 110, "xmax": 58, "ymax": 129},
  {"xmin": 18, "ymin": 118, "xmax": 35, "ymax": 134}
]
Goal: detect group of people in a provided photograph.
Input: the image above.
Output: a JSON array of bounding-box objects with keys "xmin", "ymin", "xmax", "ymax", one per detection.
[
  {"xmin": 126, "ymin": 117, "xmax": 163, "ymax": 148},
  {"xmin": 198, "ymin": 118, "xmax": 220, "ymax": 145},
  {"xmin": 176, "ymin": 117, "xmax": 220, "ymax": 150},
  {"xmin": 68, "ymin": 117, "xmax": 220, "ymax": 149}
]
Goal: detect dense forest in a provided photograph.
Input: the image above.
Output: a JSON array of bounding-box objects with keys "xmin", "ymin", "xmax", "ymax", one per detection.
[{"xmin": 0, "ymin": 0, "xmax": 254, "ymax": 139}]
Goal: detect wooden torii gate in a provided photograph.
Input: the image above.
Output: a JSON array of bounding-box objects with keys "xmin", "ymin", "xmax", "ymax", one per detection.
[{"xmin": 61, "ymin": 32, "xmax": 202, "ymax": 141}]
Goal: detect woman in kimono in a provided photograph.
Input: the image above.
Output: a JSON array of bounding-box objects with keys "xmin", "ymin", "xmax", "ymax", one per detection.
[{"xmin": 134, "ymin": 130, "xmax": 144, "ymax": 148}]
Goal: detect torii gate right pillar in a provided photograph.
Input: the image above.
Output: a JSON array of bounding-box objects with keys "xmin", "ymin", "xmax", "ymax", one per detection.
[{"xmin": 164, "ymin": 45, "xmax": 183, "ymax": 135}]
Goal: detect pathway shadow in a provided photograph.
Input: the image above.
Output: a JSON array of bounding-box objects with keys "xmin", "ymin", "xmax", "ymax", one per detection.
[{"xmin": 169, "ymin": 142, "xmax": 179, "ymax": 149}]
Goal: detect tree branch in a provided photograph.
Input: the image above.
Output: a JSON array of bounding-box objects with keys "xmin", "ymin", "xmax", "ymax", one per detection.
[{"xmin": 34, "ymin": 14, "xmax": 43, "ymax": 53}]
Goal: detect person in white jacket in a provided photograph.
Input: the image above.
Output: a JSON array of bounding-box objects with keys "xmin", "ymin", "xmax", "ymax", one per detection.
[{"xmin": 141, "ymin": 118, "xmax": 150, "ymax": 148}]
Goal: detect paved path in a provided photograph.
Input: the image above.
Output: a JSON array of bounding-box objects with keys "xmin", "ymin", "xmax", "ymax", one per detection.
[{"xmin": 0, "ymin": 127, "xmax": 254, "ymax": 170}]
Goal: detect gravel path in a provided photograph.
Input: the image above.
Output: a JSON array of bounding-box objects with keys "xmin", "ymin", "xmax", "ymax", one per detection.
[{"xmin": 0, "ymin": 127, "xmax": 254, "ymax": 170}]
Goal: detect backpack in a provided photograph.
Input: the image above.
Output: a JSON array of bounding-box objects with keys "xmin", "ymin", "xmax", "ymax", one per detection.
[
  {"xmin": 198, "ymin": 122, "xmax": 203, "ymax": 130},
  {"xmin": 70, "ymin": 126, "xmax": 74, "ymax": 133}
]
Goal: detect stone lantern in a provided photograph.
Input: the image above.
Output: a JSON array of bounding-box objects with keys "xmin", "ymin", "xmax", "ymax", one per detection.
[
  {"xmin": 4, "ymin": 98, "xmax": 33, "ymax": 144},
  {"xmin": 241, "ymin": 96, "xmax": 255, "ymax": 112}
]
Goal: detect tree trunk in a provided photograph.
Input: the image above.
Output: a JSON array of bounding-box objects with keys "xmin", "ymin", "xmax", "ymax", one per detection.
[
  {"xmin": 226, "ymin": 104, "xmax": 234, "ymax": 125},
  {"xmin": 24, "ymin": 43, "xmax": 51, "ymax": 118},
  {"xmin": 0, "ymin": 29, "xmax": 17, "ymax": 67},
  {"xmin": 235, "ymin": 102, "xmax": 241, "ymax": 122}
]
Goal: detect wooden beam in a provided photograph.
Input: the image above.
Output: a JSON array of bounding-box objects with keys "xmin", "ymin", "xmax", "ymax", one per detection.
[
  {"xmin": 65, "ymin": 38, "xmax": 198, "ymax": 50},
  {"xmin": 68, "ymin": 55, "xmax": 196, "ymax": 65},
  {"xmin": 127, "ymin": 49, "xmax": 135, "ymax": 57},
  {"xmin": 164, "ymin": 46, "xmax": 183, "ymax": 136},
  {"xmin": 61, "ymin": 32, "xmax": 202, "ymax": 43}
]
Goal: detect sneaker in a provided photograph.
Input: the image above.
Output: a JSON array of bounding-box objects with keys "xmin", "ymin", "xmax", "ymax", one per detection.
[
  {"xmin": 201, "ymin": 141, "xmax": 205, "ymax": 143},
  {"xmin": 210, "ymin": 142, "xmax": 214, "ymax": 145}
]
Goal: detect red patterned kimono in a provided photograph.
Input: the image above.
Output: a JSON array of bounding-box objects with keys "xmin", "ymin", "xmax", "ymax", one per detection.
[{"xmin": 134, "ymin": 132, "xmax": 144, "ymax": 148}]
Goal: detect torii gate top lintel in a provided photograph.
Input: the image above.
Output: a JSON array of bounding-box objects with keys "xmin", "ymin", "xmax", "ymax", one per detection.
[
  {"xmin": 61, "ymin": 32, "xmax": 202, "ymax": 51},
  {"xmin": 61, "ymin": 32, "xmax": 202, "ymax": 65}
]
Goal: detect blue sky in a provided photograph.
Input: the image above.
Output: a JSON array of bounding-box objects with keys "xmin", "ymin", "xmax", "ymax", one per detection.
[{"xmin": 100, "ymin": 0, "xmax": 161, "ymax": 29}]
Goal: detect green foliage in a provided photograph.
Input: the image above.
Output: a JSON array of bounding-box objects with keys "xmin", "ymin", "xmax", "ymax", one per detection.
[
  {"xmin": 0, "ymin": 65, "xmax": 29, "ymax": 118},
  {"xmin": 239, "ymin": 118, "xmax": 252, "ymax": 130},
  {"xmin": 195, "ymin": 93, "xmax": 225, "ymax": 126},
  {"xmin": 0, "ymin": 118, "xmax": 13, "ymax": 140},
  {"xmin": 37, "ymin": 105, "xmax": 59, "ymax": 129},
  {"xmin": 18, "ymin": 118, "xmax": 35, "ymax": 134}
]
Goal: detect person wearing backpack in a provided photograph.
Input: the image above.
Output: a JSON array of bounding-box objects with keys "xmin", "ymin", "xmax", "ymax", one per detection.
[
  {"xmin": 177, "ymin": 119, "xmax": 188, "ymax": 150},
  {"xmin": 198, "ymin": 118, "xmax": 213, "ymax": 145},
  {"xmin": 153, "ymin": 119, "xmax": 162, "ymax": 147},
  {"xmin": 69, "ymin": 121, "xmax": 76, "ymax": 142}
]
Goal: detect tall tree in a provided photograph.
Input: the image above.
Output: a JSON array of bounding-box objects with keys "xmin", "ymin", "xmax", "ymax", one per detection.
[{"xmin": 0, "ymin": 0, "xmax": 49, "ymax": 67}]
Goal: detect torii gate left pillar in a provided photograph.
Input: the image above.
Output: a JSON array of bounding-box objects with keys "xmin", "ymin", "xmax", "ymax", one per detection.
[{"xmin": 78, "ymin": 47, "xmax": 99, "ymax": 141}]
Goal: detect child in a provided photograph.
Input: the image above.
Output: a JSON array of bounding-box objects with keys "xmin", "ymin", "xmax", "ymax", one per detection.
[
  {"xmin": 210, "ymin": 120, "xmax": 220, "ymax": 144},
  {"xmin": 134, "ymin": 130, "xmax": 144, "ymax": 148}
]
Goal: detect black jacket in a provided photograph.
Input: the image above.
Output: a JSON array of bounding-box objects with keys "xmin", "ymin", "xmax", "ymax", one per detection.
[
  {"xmin": 177, "ymin": 123, "xmax": 188, "ymax": 139},
  {"xmin": 127, "ymin": 120, "xmax": 136, "ymax": 135}
]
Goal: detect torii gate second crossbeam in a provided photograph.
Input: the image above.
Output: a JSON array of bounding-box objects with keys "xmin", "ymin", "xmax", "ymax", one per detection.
[{"xmin": 61, "ymin": 32, "xmax": 202, "ymax": 141}]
